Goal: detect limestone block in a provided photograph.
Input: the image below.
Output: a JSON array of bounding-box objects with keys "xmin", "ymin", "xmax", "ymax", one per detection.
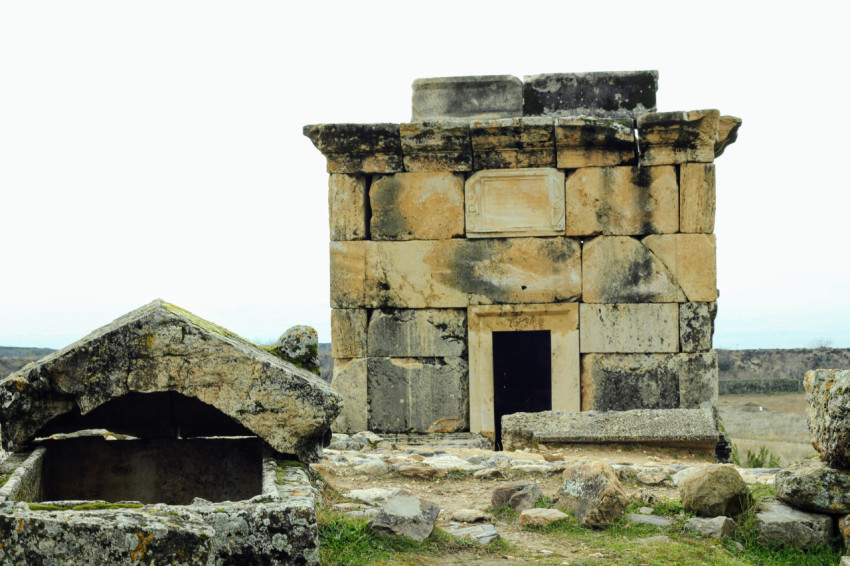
[
  {"xmin": 399, "ymin": 121, "xmax": 472, "ymax": 171},
  {"xmin": 523, "ymin": 71, "xmax": 658, "ymax": 119},
  {"xmin": 412, "ymin": 75, "xmax": 523, "ymax": 122},
  {"xmin": 367, "ymin": 357, "xmax": 468, "ymax": 433},
  {"xmin": 331, "ymin": 358, "xmax": 368, "ymax": 434},
  {"xmin": 715, "ymin": 115, "xmax": 742, "ymax": 158},
  {"xmin": 328, "ymin": 174, "xmax": 367, "ymax": 241},
  {"xmin": 636, "ymin": 110, "xmax": 720, "ymax": 165},
  {"xmin": 680, "ymin": 163, "xmax": 715, "ymax": 233},
  {"xmin": 330, "ymin": 238, "xmax": 582, "ymax": 308},
  {"xmin": 554, "ymin": 116, "xmax": 636, "ymax": 168},
  {"xmin": 565, "ymin": 166, "xmax": 678, "ymax": 236},
  {"xmin": 470, "ymin": 117, "xmax": 555, "ymax": 169},
  {"xmin": 370, "ymin": 172, "xmax": 464, "ymax": 240},
  {"xmin": 677, "ymin": 352, "xmax": 718, "ymax": 410},
  {"xmin": 643, "ymin": 234, "xmax": 717, "ymax": 302},
  {"xmin": 329, "ymin": 241, "xmax": 368, "ymax": 308},
  {"xmin": 303, "ymin": 123, "xmax": 403, "ymax": 174},
  {"xmin": 368, "ymin": 309, "xmax": 466, "ymax": 357},
  {"xmin": 805, "ymin": 369, "xmax": 850, "ymax": 468},
  {"xmin": 679, "ymin": 302, "xmax": 717, "ymax": 352},
  {"xmin": 331, "ymin": 309, "xmax": 367, "ymax": 358},
  {"xmin": 580, "ymin": 354, "xmax": 681, "ymax": 411},
  {"xmin": 465, "ymin": 168, "xmax": 565, "ymax": 238},
  {"xmin": 579, "ymin": 303, "xmax": 679, "ymax": 353},
  {"xmin": 582, "ymin": 236, "xmax": 682, "ymax": 303}
]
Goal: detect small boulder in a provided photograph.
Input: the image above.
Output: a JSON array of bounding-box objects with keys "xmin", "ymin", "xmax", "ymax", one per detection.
[
  {"xmin": 633, "ymin": 488, "xmax": 662, "ymax": 507},
  {"xmin": 491, "ymin": 482, "xmax": 542, "ymax": 513},
  {"xmin": 473, "ymin": 468, "xmax": 505, "ymax": 480},
  {"xmin": 805, "ymin": 369, "xmax": 850, "ymax": 468},
  {"xmin": 444, "ymin": 524, "xmax": 500, "ymax": 544},
  {"xmin": 756, "ymin": 501, "xmax": 833, "ymax": 550},
  {"xmin": 636, "ymin": 468, "xmax": 668, "ymax": 485},
  {"xmin": 556, "ymin": 461, "xmax": 629, "ymax": 528},
  {"xmin": 520, "ymin": 508, "xmax": 569, "ymax": 527},
  {"xmin": 353, "ymin": 459, "xmax": 387, "ymax": 475},
  {"xmin": 343, "ymin": 487, "xmax": 403, "ymax": 506},
  {"xmin": 680, "ymin": 464, "xmax": 748, "ymax": 517},
  {"xmin": 368, "ymin": 494, "xmax": 440, "ymax": 542},
  {"xmin": 627, "ymin": 514, "xmax": 672, "ymax": 527},
  {"xmin": 775, "ymin": 458, "xmax": 850, "ymax": 514},
  {"xmin": 452, "ymin": 509, "xmax": 489, "ymax": 523},
  {"xmin": 685, "ymin": 516, "xmax": 736, "ymax": 539},
  {"xmin": 273, "ymin": 325, "xmax": 320, "ymax": 374},
  {"xmin": 398, "ymin": 465, "xmax": 444, "ymax": 479}
]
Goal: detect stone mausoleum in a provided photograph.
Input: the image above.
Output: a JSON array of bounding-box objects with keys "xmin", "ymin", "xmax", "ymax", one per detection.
[{"xmin": 305, "ymin": 71, "xmax": 741, "ymax": 448}]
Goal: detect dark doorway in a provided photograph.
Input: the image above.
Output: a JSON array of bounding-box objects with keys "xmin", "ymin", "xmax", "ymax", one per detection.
[{"xmin": 492, "ymin": 330, "xmax": 551, "ymax": 449}]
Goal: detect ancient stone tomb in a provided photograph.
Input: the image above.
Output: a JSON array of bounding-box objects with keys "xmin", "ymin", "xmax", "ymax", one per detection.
[
  {"xmin": 307, "ymin": 71, "xmax": 741, "ymax": 447},
  {"xmin": 0, "ymin": 300, "xmax": 340, "ymax": 564}
]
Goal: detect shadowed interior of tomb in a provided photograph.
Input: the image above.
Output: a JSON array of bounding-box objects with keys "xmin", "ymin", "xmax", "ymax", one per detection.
[
  {"xmin": 493, "ymin": 330, "xmax": 551, "ymax": 449},
  {"xmin": 34, "ymin": 391, "xmax": 256, "ymax": 440},
  {"xmin": 40, "ymin": 437, "xmax": 262, "ymax": 504}
]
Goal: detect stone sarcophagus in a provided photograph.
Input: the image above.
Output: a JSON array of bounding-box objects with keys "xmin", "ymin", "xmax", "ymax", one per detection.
[
  {"xmin": 305, "ymin": 71, "xmax": 741, "ymax": 449},
  {"xmin": 0, "ymin": 300, "xmax": 341, "ymax": 565}
]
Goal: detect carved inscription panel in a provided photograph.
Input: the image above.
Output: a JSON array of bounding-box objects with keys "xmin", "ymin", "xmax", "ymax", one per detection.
[{"xmin": 465, "ymin": 168, "xmax": 565, "ymax": 238}]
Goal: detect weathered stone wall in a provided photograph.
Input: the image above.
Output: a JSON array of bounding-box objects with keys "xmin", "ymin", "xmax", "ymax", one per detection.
[{"xmin": 306, "ymin": 71, "xmax": 740, "ymax": 441}]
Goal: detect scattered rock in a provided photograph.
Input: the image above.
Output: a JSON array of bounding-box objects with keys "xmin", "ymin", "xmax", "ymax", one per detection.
[
  {"xmin": 627, "ymin": 514, "xmax": 672, "ymax": 527},
  {"xmin": 473, "ymin": 468, "xmax": 505, "ymax": 480},
  {"xmin": 638, "ymin": 507, "xmax": 654, "ymax": 515},
  {"xmin": 353, "ymin": 460, "xmax": 387, "ymax": 475},
  {"xmin": 444, "ymin": 523, "xmax": 500, "ymax": 544},
  {"xmin": 636, "ymin": 468, "xmax": 668, "ymax": 485},
  {"xmin": 775, "ymin": 458, "xmax": 850, "ymax": 514},
  {"xmin": 421, "ymin": 454, "xmax": 481, "ymax": 471},
  {"xmin": 397, "ymin": 465, "xmax": 444, "ymax": 479},
  {"xmin": 519, "ymin": 508, "xmax": 570, "ymax": 527},
  {"xmin": 634, "ymin": 488, "xmax": 662, "ymax": 506},
  {"xmin": 638, "ymin": 535, "xmax": 672, "ymax": 544},
  {"xmin": 491, "ymin": 482, "xmax": 543, "ymax": 513},
  {"xmin": 841, "ymin": 556, "xmax": 850, "ymax": 566},
  {"xmin": 671, "ymin": 467, "xmax": 699, "ymax": 486},
  {"xmin": 556, "ymin": 461, "xmax": 629, "ymax": 528},
  {"xmin": 756, "ymin": 501, "xmax": 833, "ymax": 550},
  {"xmin": 679, "ymin": 464, "xmax": 748, "ymax": 518},
  {"xmin": 511, "ymin": 464, "xmax": 554, "ymax": 475},
  {"xmin": 805, "ymin": 369, "xmax": 850, "ymax": 469},
  {"xmin": 343, "ymin": 487, "xmax": 403, "ymax": 506},
  {"xmin": 368, "ymin": 494, "xmax": 440, "ymax": 542},
  {"xmin": 452, "ymin": 509, "xmax": 489, "ymax": 523},
  {"xmin": 352, "ymin": 431, "xmax": 384, "ymax": 446},
  {"xmin": 685, "ymin": 516, "xmax": 736, "ymax": 539}
]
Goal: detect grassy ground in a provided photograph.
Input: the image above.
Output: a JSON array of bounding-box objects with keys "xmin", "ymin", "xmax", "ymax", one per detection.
[{"xmin": 718, "ymin": 392, "xmax": 817, "ymax": 467}]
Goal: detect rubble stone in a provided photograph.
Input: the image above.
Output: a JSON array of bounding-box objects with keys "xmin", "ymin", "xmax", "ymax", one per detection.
[
  {"xmin": 579, "ymin": 303, "xmax": 679, "ymax": 353},
  {"xmin": 775, "ymin": 458, "xmax": 850, "ymax": 514},
  {"xmin": 444, "ymin": 523, "xmax": 500, "ymax": 544},
  {"xmin": 370, "ymin": 172, "xmax": 464, "ymax": 240},
  {"xmin": 368, "ymin": 494, "xmax": 440, "ymax": 542},
  {"xmin": 805, "ymin": 369, "xmax": 850, "ymax": 468},
  {"xmin": 554, "ymin": 116, "xmax": 636, "ymax": 168},
  {"xmin": 557, "ymin": 461, "xmax": 629, "ymax": 528},
  {"xmin": 368, "ymin": 309, "xmax": 466, "ymax": 357},
  {"xmin": 680, "ymin": 465, "xmax": 748, "ymax": 517},
  {"xmin": 399, "ymin": 121, "xmax": 472, "ymax": 171},
  {"xmin": 520, "ymin": 508, "xmax": 569, "ymax": 527},
  {"xmin": 523, "ymin": 71, "xmax": 658, "ymax": 119},
  {"xmin": 756, "ymin": 501, "xmax": 833, "ymax": 549},
  {"xmin": 412, "ymin": 75, "xmax": 523, "ymax": 122},
  {"xmin": 637, "ymin": 110, "xmax": 720, "ymax": 165},
  {"xmin": 491, "ymin": 482, "xmax": 542, "ymax": 513},
  {"xmin": 680, "ymin": 163, "xmax": 716, "ymax": 233},
  {"xmin": 685, "ymin": 516, "xmax": 736, "ymax": 539},
  {"xmin": 643, "ymin": 234, "xmax": 717, "ymax": 302}
]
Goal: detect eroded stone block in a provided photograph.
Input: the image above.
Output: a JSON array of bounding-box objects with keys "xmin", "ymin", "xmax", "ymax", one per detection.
[
  {"xmin": 368, "ymin": 309, "xmax": 466, "ymax": 357},
  {"xmin": 554, "ymin": 116, "xmax": 636, "ymax": 168},
  {"xmin": 412, "ymin": 75, "xmax": 523, "ymax": 121},
  {"xmin": 680, "ymin": 163, "xmax": 715, "ymax": 234},
  {"xmin": 677, "ymin": 352, "xmax": 718, "ymax": 409},
  {"xmin": 582, "ymin": 236, "xmax": 682, "ymax": 303},
  {"xmin": 328, "ymin": 174, "xmax": 368, "ymax": 241},
  {"xmin": 331, "ymin": 238, "xmax": 582, "ymax": 308},
  {"xmin": 367, "ymin": 357, "xmax": 468, "ymax": 433},
  {"xmin": 715, "ymin": 115, "xmax": 742, "ymax": 158},
  {"xmin": 370, "ymin": 172, "xmax": 464, "ymax": 240},
  {"xmin": 523, "ymin": 71, "xmax": 658, "ymax": 119},
  {"xmin": 331, "ymin": 309, "xmax": 368, "ymax": 358},
  {"xmin": 465, "ymin": 168, "xmax": 565, "ymax": 238},
  {"xmin": 581, "ymin": 353, "xmax": 680, "ymax": 411},
  {"xmin": 304, "ymin": 123, "xmax": 403, "ymax": 174},
  {"xmin": 679, "ymin": 302, "xmax": 717, "ymax": 352},
  {"xmin": 399, "ymin": 121, "xmax": 472, "ymax": 171},
  {"xmin": 637, "ymin": 110, "xmax": 720, "ymax": 165},
  {"xmin": 565, "ymin": 166, "xmax": 678, "ymax": 236},
  {"xmin": 331, "ymin": 358, "xmax": 368, "ymax": 433},
  {"xmin": 643, "ymin": 234, "xmax": 717, "ymax": 302},
  {"xmin": 470, "ymin": 117, "xmax": 555, "ymax": 169},
  {"xmin": 579, "ymin": 303, "xmax": 678, "ymax": 353}
]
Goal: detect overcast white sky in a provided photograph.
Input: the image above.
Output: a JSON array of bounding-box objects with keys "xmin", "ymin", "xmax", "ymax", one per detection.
[{"xmin": 0, "ymin": 1, "xmax": 847, "ymax": 350}]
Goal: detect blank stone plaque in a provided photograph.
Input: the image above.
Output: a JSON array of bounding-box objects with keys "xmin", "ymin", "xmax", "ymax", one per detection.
[{"xmin": 465, "ymin": 168, "xmax": 565, "ymax": 238}]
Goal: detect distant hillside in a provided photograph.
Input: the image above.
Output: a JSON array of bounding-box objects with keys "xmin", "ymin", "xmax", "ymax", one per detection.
[
  {"xmin": 0, "ymin": 347, "xmax": 55, "ymax": 378},
  {"xmin": 717, "ymin": 348, "xmax": 850, "ymax": 394}
]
